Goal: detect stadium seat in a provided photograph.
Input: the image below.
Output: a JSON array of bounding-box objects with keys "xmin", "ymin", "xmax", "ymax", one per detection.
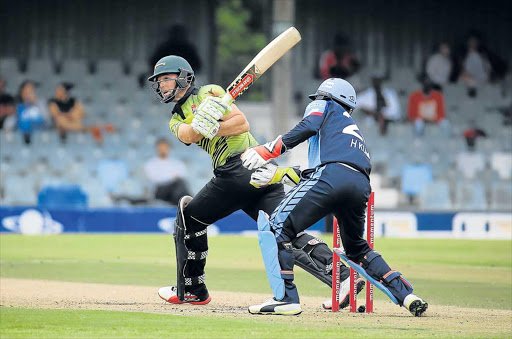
[
  {"xmin": 97, "ymin": 159, "xmax": 129, "ymax": 192},
  {"xmin": 374, "ymin": 188, "xmax": 400, "ymax": 208},
  {"xmin": 0, "ymin": 57, "xmax": 20, "ymax": 80},
  {"xmin": 26, "ymin": 59, "xmax": 56, "ymax": 81},
  {"xmin": 95, "ymin": 59, "xmax": 125, "ymax": 80},
  {"xmin": 2, "ymin": 174, "xmax": 38, "ymax": 205},
  {"xmin": 60, "ymin": 59, "xmax": 90, "ymax": 83},
  {"xmin": 490, "ymin": 152, "xmax": 512, "ymax": 180},
  {"xmin": 401, "ymin": 164, "xmax": 433, "ymax": 196},
  {"xmin": 419, "ymin": 181, "xmax": 453, "ymax": 210},
  {"xmin": 490, "ymin": 182, "xmax": 512, "ymax": 211},
  {"xmin": 38, "ymin": 184, "xmax": 88, "ymax": 208},
  {"xmin": 454, "ymin": 181, "xmax": 488, "ymax": 211},
  {"xmin": 456, "ymin": 152, "xmax": 486, "ymax": 179}
]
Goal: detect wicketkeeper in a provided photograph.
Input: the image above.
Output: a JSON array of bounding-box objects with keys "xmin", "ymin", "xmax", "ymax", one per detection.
[
  {"xmin": 241, "ymin": 78, "xmax": 428, "ymax": 316},
  {"xmin": 148, "ymin": 55, "xmax": 363, "ymax": 308}
]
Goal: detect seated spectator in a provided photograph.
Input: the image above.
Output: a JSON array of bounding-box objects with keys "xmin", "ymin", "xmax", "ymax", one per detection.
[
  {"xmin": 48, "ymin": 83, "xmax": 114, "ymax": 143},
  {"xmin": 463, "ymin": 120, "xmax": 487, "ymax": 151},
  {"xmin": 319, "ymin": 33, "xmax": 360, "ymax": 80},
  {"xmin": 425, "ymin": 41, "xmax": 453, "ymax": 91},
  {"xmin": 408, "ymin": 76, "xmax": 450, "ymax": 137},
  {"xmin": 144, "ymin": 138, "xmax": 191, "ymax": 205},
  {"xmin": 48, "ymin": 83, "xmax": 85, "ymax": 142},
  {"xmin": 0, "ymin": 78, "xmax": 16, "ymax": 130},
  {"xmin": 357, "ymin": 71, "xmax": 401, "ymax": 135},
  {"xmin": 459, "ymin": 32, "xmax": 491, "ymax": 97},
  {"xmin": 16, "ymin": 80, "xmax": 50, "ymax": 144},
  {"xmin": 458, "ymin": 30, "xmax": 508, "ymax": 96}
]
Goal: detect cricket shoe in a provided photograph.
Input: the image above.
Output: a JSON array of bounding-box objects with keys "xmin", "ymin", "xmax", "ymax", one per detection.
[
  {"xmin": 322, "ymin": 276, "xmax": 366, "ymax": 310},
  {"xmin": 403, "ymin": 294, "xmax": 428, "ymax": 316},
  {"xmin": 248, "ymin": 298, "xmax": 302, "ymax": 315},
  {"xmin": 158, "ymin": 286, "xmax": 211, "ymax": 305}
]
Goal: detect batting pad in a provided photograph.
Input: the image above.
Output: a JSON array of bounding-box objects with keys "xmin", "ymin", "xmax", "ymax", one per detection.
[
  {"xmin": 257, "ymin": 211, "xmax": 285, "ymax": 300},
  {"xmin": 334, "ymin": 249, "xmax": 398, "ymax": 304}
]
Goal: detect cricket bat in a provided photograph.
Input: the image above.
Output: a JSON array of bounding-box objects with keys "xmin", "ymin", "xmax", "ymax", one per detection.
[{"xmin": 221, "ymin": 27, "xmax": 301, "ymax": 105}]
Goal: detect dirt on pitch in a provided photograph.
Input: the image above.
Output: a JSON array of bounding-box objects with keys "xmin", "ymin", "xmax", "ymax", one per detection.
[{"xmin": 1, "ymin": 278, "xmax": 511, "ymax": 336}]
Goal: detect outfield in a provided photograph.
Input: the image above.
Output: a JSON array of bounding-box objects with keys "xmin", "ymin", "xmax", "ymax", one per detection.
[{"xmin": 1, "ymin": 234, "xmax": 511, "ymax": 338}]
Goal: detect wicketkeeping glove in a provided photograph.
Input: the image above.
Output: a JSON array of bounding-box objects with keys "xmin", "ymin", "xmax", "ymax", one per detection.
[
  {"xmin": 241, "ymin": 135, "xmax": 287, "ymax": 170},
  {"xmin": 191, "ymin": 112, "xmax": 220, "ymax": 139},
  {"xmin": 250, "ymin": 163, "xmax": 301, "ymax": 188}
]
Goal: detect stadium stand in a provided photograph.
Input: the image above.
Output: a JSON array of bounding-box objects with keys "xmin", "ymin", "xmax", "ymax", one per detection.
[{"xmin": 0, "ymin": 58, "xmax": 510, "ymax": 211}]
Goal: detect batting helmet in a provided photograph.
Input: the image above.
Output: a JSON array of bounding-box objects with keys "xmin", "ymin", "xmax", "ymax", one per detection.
[
  {"xmin": 148, "ymin": 55, "xmax": 195, "ymax": 103},
  {"xmin": 309, "ymin": 78, "xmax": 357, "ymax": 111}
]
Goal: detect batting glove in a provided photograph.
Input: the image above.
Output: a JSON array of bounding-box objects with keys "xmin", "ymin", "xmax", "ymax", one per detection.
[
  {"xmin": 197, "ymin": 96, "xmax": 231, "ymax": 121},
  {"xmin": 241, "ymin": 135, "xmax": 286, "ymax": 170},
  {"xmin": 191, "ymin": 112, "xmax": 220, "ymax": 139},
  {"xmin": 250, "ymin": 163, "xmax": 301, "ymax": 188}
]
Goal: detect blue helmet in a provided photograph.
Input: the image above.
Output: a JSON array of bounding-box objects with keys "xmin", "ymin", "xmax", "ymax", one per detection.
[{"xmin": 309, "ymin": 78, "xmax": 357, "ymax": 110}]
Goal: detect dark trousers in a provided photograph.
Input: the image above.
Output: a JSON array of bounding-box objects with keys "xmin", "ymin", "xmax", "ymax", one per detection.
[
  {"xmin": 182, "ymin": 156, "xmax": 284, "ymax": 295},
  {"xmin": 272, "ymin": 163, "xmax": 371, "ymax": 261},
  {"xmin": 271, "ymin": 163, "xmax": 413, "ymax": 303},
  {"xmin": 155, "ymin": 178, "xmax": 191, "ymax": 205}
]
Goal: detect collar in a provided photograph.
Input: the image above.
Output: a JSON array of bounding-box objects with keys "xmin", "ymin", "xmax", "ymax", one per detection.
[{"xmin": 172, "ymin": 86, "xmax": 199, "ymax": 119}]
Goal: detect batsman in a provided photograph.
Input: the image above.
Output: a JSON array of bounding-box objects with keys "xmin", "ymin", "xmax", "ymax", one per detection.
[
  {"xmin": 241, "ymin": 78, "xmax": 429, "ymax": 316},
  {"xmin": 148, "ymin": 56, "xmax": 364, "ymax": 309}
]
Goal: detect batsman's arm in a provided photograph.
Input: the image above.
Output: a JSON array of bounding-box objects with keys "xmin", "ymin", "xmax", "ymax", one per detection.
[
  {"xmin": 177, "ymin": 122, "xmax": 204, "ymax": 144},
  {"xmin": 216, "ymin": 104, "xmax": 250, "ymax": 136}
]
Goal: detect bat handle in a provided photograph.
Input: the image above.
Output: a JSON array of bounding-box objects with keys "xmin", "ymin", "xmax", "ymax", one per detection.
[{"xmin": 221, "ymin": 93, "xmax": 234, "ymax": 106}]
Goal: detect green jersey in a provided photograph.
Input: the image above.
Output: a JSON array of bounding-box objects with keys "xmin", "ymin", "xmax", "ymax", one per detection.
[{"xmin": 169, "ymin": 84, "xmax": 258, "ymax": 169}]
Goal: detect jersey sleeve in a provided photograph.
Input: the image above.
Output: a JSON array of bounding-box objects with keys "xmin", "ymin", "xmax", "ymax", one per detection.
[
  {"xmin": 282, "ymin": 100, "xmax": 328, "ymax": 149},
  {"xmin": 168, "ymin": 114, "xmax": 191, "ymax": 146}
]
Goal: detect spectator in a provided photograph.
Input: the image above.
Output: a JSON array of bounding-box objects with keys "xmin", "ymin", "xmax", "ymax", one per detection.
[
  {"xmin": 140, "ymin": 25, "xmax": 202, "ymax": 87},
  {"xmin": 48, "ymin": 82, "xmax": 114, "ymax": 143},
  {"xmin": 463, "ymin": 120, "xmax": 487, "ymax": 151},
  {"xmin": 319, "ymin": 33, "xmax": 360, "ymax": 80},
  {"xmin": 144, "ymin": 138, "xmax": 191, "ymax": 205},
  {"xmin": 457, "ymin": 30, "xmax": 508, "ymax": 95},
  {"xmin": 0, "ymin": 78, "xmax": 16, "ymax": 130},
  {"xmin": 425, "ymin": 41, "xmax": 453, "ymax": 91},
  {"xmin": 408, "ymin": 76, "xmax": 450, "ymax": 137},
  {"xmin": 459, "ymin": 34, "xmax": 491, "ymax": 93},
  {"xmin": 48, "ymin": 83, "xmax": 86, "ymax": 142},
  {"xmin": 16, "ymin": 80, "xmax": 50, "ymax": 144},
  {"xmin": 357, "ymin": 71, "xmax": 401, "ymax": 135}
]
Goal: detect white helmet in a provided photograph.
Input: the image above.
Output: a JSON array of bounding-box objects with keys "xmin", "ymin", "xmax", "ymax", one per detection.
[{"xmin": 309, "ymin": 78, "xmax": 357, "ymax": 109}]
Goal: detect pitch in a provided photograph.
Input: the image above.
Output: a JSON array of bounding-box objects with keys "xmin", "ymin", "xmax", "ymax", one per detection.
[{"xmin": 1, "ymin": 234, "xmax": 511, "ymax": 338}]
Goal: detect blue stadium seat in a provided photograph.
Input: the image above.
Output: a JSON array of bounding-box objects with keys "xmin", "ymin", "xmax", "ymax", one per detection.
[
  {"xmin": 38, "ymin": 184, "xmax": 88, "ymax": 208},
  {"xmin": 401, "ymin": 164, "xmax": 433, "ymax": 196},
  {"xmin": 420, "ymin": 181, "xmax": 453, "ymax": 210},
  {"xmin": 97, "ymin": 159, "xmax": 129, "ymax": 192}
]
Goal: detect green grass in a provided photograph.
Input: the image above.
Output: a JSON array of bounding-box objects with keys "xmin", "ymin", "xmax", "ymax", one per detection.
[
  {"xmin": 1, "ymin": 235, "xmax": 511, "ymax": 310},
  {"xmin": 1, "ymin": 234, "xmax": 511, "ymax": 338},
  {"xmin": 2, "ymin": 307, "xmax": 510, "ymax": 339}
]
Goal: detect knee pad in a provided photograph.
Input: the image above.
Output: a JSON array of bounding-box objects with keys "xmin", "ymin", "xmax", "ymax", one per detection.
[{"xmin": 292, "ymin": 232, "xmax": 349, "ymax": 286}]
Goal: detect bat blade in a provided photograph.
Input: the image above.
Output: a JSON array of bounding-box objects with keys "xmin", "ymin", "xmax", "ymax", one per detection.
[{"xmin": 222, "ymin": 27, "xmax": 301, "ymax": 104}]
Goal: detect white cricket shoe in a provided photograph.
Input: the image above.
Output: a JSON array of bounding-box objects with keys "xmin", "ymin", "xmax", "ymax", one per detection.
[
  {"xmin": 322, "ymin": 276, "xmax": 365, "ymax": 309},
  {"xmin": 158, "ymin": 286, "xmax": 211, "ymax": 305},
  {"xmin": 248, "ymin": 297, "xmax": 302, "ymax": 315},
  {"xmin": 403, "ymin": 294, "xmax": 428, "ymax": 316}
]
